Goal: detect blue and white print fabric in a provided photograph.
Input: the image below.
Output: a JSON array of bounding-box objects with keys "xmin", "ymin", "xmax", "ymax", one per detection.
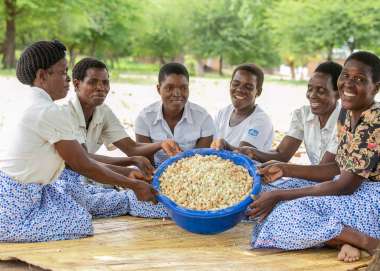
[
  {"xmin": 251, "ymin": 178, "xmax": 380, "ymax": 250},
  {"xmin": 0, "ymin": 169, "xmax": 168, "ymax": 242}
]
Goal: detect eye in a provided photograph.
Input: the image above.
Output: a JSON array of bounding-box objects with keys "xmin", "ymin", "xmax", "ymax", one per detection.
[
  {"xmin": 354, "ymin": 77, "xmax": 365, "ymax": 83},
  {"xmin": 231, "ymin": 81, "xmax": 240, "ymax": 88}
]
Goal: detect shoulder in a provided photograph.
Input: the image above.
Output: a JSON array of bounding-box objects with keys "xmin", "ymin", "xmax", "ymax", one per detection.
[
  {"xmin": 250, "ymin": 105, "xmax": 273, "ymax": 124},
  {"xmin": 187, "ymin": 101, "xmax": 212, "ymax": 119},
  {"xmin": 38, "ymin": 102, "xmax": 73, "ymax": 128},
  {"xmin": 188, "ymin": 101, "xmax": 209, "ymax": 114},
  {"xmin": 363, "ymin": 102, "xmax": 380, "ymax": 125},
  {"xmin": 139, "ymin": 101, "xmax": 161, "ymax": 115}
]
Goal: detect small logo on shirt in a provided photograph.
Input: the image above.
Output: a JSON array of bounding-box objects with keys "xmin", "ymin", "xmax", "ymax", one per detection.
[{"xmin": 248, "ymin": 128, "xmax": 259, "ymax": 137}]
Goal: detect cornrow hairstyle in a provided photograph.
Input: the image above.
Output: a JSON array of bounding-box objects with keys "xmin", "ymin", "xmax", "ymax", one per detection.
[
  {"xmin": 231, "ymin": 64, "xmax": 264, "ymax": 91},
  {"xmin": 345, "ymin": 51, "xmax": 380, "ymax": 83},
  {"xmin": 16, "ymin": 40, "xmax": 66, "ymax": 86},
  {"xmin": 314, "ymin": 61, "xmax": 343, "ymax": 91},
  {"xmin": 72, "ymin": 57, "xmax": 108, "ymax": 81},
  {"xmin": 158, "ymin": 62, "xmax": 189, "ymax": 84}
]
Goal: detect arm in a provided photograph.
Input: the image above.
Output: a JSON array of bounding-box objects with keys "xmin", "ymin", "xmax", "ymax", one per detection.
[
  {"xmin": 238, "ymin": 136, "xmax": 302, "ymax": 162},
  {"xmin": 55, "ymin": 140, "xmax": 157, "ymax": 202},
  {"xmin": 259, "ymin": 161, "xmax": 340, "ymax": 183},
  {"xmin": 195, "ymin": 135, "xmax": 213, "ymax": 148},
  {"xmin": 135, "ymin": 134, "xmax": 181, "ymax": 158},
  {"xmin": 113, "ymin": 137, "xmax": 162, "ymax": 158},
  {"xmin": 248, "ymin": 170, "xmax": 363, "ymax": 220},
  {"xmin": 319, "ymin": 151, "xmax": 336, "ymax": 164}
]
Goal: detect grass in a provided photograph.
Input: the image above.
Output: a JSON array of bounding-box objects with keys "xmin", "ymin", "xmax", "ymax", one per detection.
[
  {"xmin": 0, "ymin": 62, "xmax": 308, "ymax": 86},
  {"xmin": 0, "ymin": 69, "xmax": 15, "ymax": 76}
]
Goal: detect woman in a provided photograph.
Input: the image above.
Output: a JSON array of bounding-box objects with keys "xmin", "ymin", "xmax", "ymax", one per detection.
[
  {"xmin": 0, "ymin": 40, "xmax": 167, "ymax": 243},
  {"xmin": 238, "ymin": 61, "xmax": 343, "ymax": 165},
  {"xmin": 212, "ymin": 64, "xmax": 274, "ymax": 151},
  {"xmin": 66, "ymin": 57, "xmax": 185, "ymax": 182},
  {"xmin": 135, "ymin": 62, "xmax": 215, "ymax": 166},
  {"xmin": 246, "ymin": 51, "xmax": 380, "ymax": 262}
]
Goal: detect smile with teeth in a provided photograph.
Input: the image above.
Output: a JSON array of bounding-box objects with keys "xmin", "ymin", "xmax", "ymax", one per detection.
[
  {"xmin": 310, "ymin": 102, "xmax": 321, "ymax": 107},
  {"xmin": 234, "ymin": 95, "xmax": 246, "ymax": 100},
  {"xmin": 344, "ymin": 91, "xmax": 356, "ymax": 97}
]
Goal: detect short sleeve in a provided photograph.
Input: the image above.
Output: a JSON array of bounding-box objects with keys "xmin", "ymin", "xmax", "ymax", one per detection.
[
  {"xmin": 286, "ymin": 108, "xmax": 304, "ymax": 140},
  {"xmin": 135, "ymin": 111, "xmax": 150, "ymax": 137},
  {"xmin": 200, "ymin": 114, "xmax": 216, "ymax": 137},
  {"xmin": 326, "ymin": 126, "xmax": 339, "ymax": 154},
  {"xmin": 241, "ymin": 116, "xmax": 274, "ymax": 150},
  {"xmin": 37, "ymin": 105, "xmax": 77, "ymax": 144},
  {"xmin": 214, "ymin": 110, "xmax": 222, "ymax": 138},
  {"xmin": 336, "ymin": 110, "xmax": 380, "ymax": 179},
  {"xmin": 101, "ymin": 107, "xmax": 129, "ymax": 146}
]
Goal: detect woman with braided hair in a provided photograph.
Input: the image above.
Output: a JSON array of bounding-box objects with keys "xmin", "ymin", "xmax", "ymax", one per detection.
[{"xmin": 0, "ymin": 40, "xmax": 168, "ymax": 243}]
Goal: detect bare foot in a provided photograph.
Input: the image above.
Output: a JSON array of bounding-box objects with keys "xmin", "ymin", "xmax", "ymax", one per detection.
[{"xmin": 338, "ymin": 244, "xmax": 361, "ymax": 262}]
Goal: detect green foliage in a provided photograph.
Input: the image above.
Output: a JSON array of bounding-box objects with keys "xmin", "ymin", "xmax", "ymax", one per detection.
[
  {"xmin": 267, "ymin": 0, "xmax": 380, "ymax": 64},
  {"xmin": 189, "ymin": 0, "xmax": 280, "ymax": 67},
  {"xmin": 1, "ymin": 0, "xmax": 380, "ymax": 72}
]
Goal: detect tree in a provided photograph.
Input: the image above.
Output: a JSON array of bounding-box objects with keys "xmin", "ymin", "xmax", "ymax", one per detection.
[
  {"xmin": 131, "ymin": 0, "xmax": 190, "ymax": 65},
  {"xmin": 267, "ymin": 0, "xmax": 380, "ymax": 78},
  {"xmin": 189, "ymin": 0, "xmax": 279, "ymax": 75}
]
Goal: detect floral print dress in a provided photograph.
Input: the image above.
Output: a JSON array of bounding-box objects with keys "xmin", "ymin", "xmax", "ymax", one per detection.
[{"xmin": 251, "ymin": 102, "xmax": 380, "ymax": 250}]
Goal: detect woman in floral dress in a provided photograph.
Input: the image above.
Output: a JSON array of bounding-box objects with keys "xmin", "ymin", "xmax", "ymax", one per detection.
[{"xmin": 245, "ymin": 51, "xmax": 380, "ymax": 262}]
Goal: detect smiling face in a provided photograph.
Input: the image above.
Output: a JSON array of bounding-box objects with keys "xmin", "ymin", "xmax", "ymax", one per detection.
[
  {"xmin": 74, "ymin": 68, "xmax": 110, "ymax": 107},
  {"xmin": 306, "ymin": 72, "xmax": 338, "ymax": 116},
  {"xmin": 230, "ymin": 70, "xmax": 261, "ymax": 111},
  {"xmin": 44, "ymin": 58, "xmax": 70, "ymax": 101},
  {"xmin": 157, "ymin": 73, "xmax": 189, "ymax": 113},
  {"xmin": 337, "ymin": 59, "xmax": 379, "ymax": 112}
]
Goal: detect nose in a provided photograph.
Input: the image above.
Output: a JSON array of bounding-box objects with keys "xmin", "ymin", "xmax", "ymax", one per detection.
[
  {"xmin": 66, "ymin": 74, "xmax": 71, "ymax": 82},
  {"xmin": 173, "ymin": 87, "xmax": 181, "ymax": 96}
]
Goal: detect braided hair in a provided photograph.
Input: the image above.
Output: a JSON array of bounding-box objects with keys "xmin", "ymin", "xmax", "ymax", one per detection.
[
  {"xmin": 16, "ymin": 40, "xmax": 66, "ymax": 86},
  {"xmin": 72, "ymin": 57, "xmax": 108, "ymax": 81}
]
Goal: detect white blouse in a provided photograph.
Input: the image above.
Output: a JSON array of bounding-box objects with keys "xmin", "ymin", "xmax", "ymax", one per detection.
[
  {"xmin": 62, "ymin": 94, "xmax": 128, "ymax": 153},
  {"xmin": 0, "ymin": 87, "xmax": 77, "ymax": 184},
  {"xmin": 286, "ymin": 104, "xmax": 341, "ymax": 165}
]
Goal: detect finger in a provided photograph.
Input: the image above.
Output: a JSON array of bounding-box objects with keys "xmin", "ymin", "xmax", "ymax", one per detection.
[{"xmin": 258, "ymin": 211, "xmax": 270, "ymax": 222}]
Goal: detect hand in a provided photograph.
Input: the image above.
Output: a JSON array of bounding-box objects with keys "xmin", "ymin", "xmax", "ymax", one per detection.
[
  {"xmin": 131, "ymin": 156, "xmax": 154, "ymax": 180},
  {"xmin": 161, "ymin": 139, "xmax": 182, "ymax": 156},
  {"xmin": 131, "ymin": 180, "xmax": 158, "ymax": 203},
  {"xmin": 236, "ymin": 146, "xmax": 257, "ymax": 160},
  {"xmin": 258, "ymin": 160, "xmax": 287, "ymax": 183},
  {"xmin": 246, "ymin": 191, "xmax": 280, "ymax": 222},
  {"xmin": 210, "ymin": 138, "xmax": 226, "ymax": 150}
]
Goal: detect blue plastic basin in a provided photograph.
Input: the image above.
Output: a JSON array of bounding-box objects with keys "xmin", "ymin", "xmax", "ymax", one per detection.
[{"xmin": 152, "ymin": 148, "xmax": 261, "ymax": 234}]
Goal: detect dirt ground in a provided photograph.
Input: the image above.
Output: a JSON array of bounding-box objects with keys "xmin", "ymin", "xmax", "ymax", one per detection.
[{"xmin": 0, "ymin": 74, "xmax": 315, "ymax": 163}]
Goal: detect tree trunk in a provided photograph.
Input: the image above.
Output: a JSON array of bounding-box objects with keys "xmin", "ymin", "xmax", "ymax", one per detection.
[
  {"xmin": 218, "ymin": 55, "xmax": 223, "ymax": 76},
  {"xmin": 195, "ymin": 58, "xmax": 204, "ymax": 76},
  {"xmin": 326, "ymin": 43, "xmax": 334, "ymax": 61},
  {"xmin": 159, "ymin": 55, "xmax": 166, "ymax": 65},
  {"xmin": 2, "ymin": 0, "xmax": 17, "ymax": 69},
  {"xmin": 68, "ymin": 46, "xmax": 76, "ymax": 68},
  {"xmin": 289, "ymin": 60, "xmax": 296, "ymax": 80}
]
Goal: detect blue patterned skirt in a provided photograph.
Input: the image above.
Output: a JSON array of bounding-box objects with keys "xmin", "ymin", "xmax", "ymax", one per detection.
[
  {"xmin": 0, "ymin": 169, "xmax": 168, "ymax": 242},
  {"xmin": 251, "ymin": 178, "xmax": 380, "ymax": 250}
]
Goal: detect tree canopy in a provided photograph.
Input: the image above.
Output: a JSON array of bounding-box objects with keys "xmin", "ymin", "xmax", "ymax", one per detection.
[{"xmin": 1, "ymin": 0, "xmax": 379, "ymax": 72}]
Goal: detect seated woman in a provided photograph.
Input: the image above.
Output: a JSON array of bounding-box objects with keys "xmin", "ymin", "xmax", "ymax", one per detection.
[
  {"xmin": 211, "ymin": 64, "xmax": 274, "ymax": 151},
  {"xmin": 0, "ymin": 40, "xmax": 167, "ymax": 243},
  {"xmin": 239, "ymin": 61, "xmax": 343, "ymax": 165},
  {"xmin": 135, "ymin": 62, "xmax": 215, "ymax": 166},
  {"xmin": 246, "ymin": 51, "xmax": 380, "ymax": 262},
  {"xmin": 65, "ymin": 57, "xmax": 181, "ymax": 180}
]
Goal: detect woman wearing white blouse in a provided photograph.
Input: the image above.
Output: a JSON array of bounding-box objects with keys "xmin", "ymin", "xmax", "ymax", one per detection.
[{"xmin": 0, "ymin": 40, "xmax": 167, "ymax": 243}]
